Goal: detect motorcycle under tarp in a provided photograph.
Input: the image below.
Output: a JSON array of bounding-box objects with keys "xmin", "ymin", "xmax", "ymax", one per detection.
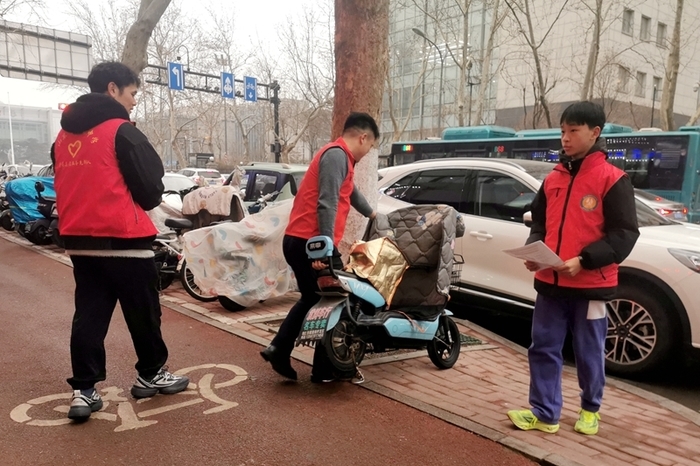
[{"xmin": 4, "ymin": 176, "xmax": 55, "ymax": 224}]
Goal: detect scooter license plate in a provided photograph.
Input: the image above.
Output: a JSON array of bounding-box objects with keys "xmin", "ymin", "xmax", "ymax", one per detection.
[{"xmin": 297, "ymin": 297, "xmax": 345, "ymax": 343}]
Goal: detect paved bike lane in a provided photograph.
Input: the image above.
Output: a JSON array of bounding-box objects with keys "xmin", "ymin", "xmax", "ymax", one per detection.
[{"xmin": 0, "ymin": 238, "xmax": 535, "ymax": 466}]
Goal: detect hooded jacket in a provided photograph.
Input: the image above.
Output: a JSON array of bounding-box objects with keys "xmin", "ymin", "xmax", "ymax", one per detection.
[
  {"xmin": 526, "ymin": 139, "xmax": 640, "ymax": 300},
  {"xmin": 51, "ymin": 93, "xmax": 164, "ymax": 252}
]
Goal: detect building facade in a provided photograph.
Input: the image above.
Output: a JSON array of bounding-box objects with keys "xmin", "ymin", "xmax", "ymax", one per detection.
[
  {"xmin": 0, "ymin": 101, "xmax": 61, "ymax": 165},
  {"xmin": 383, "ymin": 0, "xmax": 700, "ymax": 147}
]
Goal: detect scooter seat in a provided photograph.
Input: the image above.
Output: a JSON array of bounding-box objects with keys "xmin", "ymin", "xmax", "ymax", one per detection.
[
  {"xmin": 165, "ymin": 218, "xmax": 193, "ymax": 230},
  {"xmin": 356, "ymin": 310, "xmax": 410, "ymax": 326}
]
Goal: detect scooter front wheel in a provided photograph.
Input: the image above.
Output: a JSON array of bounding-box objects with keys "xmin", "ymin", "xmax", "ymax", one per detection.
[
  {"xmin": 427, "ymin": 316, "xmax": 461, "ymax": 369},
  {"xmin": 322, "ymin": 318, "xmax": 366, "ymax": 374}
]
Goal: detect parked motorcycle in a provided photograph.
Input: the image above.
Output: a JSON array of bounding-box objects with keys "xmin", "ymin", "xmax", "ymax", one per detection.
[
  {"xmin": 33, "ymin": 180, "xmax": 62, "ymax": 247},
  {"xmin": 296, "ymin": 204, "xmax": 464, "ymax": 378}
]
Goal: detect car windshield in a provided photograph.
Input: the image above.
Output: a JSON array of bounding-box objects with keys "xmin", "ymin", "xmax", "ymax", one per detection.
[
  {"xmin": 292, "ymin": 172, "xmax": 306, "ymax": 190},
  {"xmin": 518, "ymin": 161, "xmax": 556, "ymax": 182},
  {"xmin": 163, "ymin": 176, "xmax": 196, "ymax": 192},
  {"xmin": 635, "ymin": 198, "xmax": 675, "ymax": 227},
  {"xmin": 634, "ymin": 189, "xmax": 669, "ymax": 203}
]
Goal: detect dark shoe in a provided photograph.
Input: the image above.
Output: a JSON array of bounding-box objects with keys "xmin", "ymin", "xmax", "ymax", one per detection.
[
  {"xmin": 131, "ymin": 366, "xmax": 190, "ymax": 399},
  {"xmin": 67, "ymin": 388, "xmax": 103, "ymax": 421},
  {"xmin": 260, "ymin": 345, "xmax": 297, "ymax": 380}
]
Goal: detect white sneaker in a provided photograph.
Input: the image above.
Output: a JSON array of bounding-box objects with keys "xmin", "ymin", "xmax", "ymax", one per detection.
[
  {"xmin": 131, "ymin": 367, "xmax": 190, "ymax": 399},
  {"xmin": 67, "ymin": 389, "xmax": 103, "ymax": 420}
]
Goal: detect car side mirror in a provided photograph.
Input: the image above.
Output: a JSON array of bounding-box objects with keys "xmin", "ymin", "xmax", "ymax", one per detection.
[
  {"xmin": 523, "ymin": 211, "xmax": 533, "ymax": 228},
  {"xmin": 35, "ymin": 181, "xmax": 45, "ymax": 193}
]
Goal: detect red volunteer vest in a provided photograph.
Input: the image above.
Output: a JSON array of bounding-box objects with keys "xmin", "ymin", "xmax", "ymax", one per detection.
[
  {"xmin": 535, "ymin": 152, "xmax": 625, "ymax": 289},
  {"xmin": 286, "ymin": 137, "xmax": 355, "ymax": 244},
  {"xmin": 53, "ymin": 118, "xmax": 157, "ymax": 238}
]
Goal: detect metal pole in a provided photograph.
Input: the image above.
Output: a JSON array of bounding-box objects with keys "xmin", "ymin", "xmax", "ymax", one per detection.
[
  {"xmin": 467, "ymin": 63, "xmax": 473, "ymax": 126},
  {"xmin": 224, "ymin": 100, "xmax": 228, "ymax": 162},
  {"xmin": 7, "ymin": 92, "xmax": 15, "ymax": 165},
  {"xmin": 437, "ymin": 51, "xmax": 444, "ymax": 136},
  {"xmin": 650, "ymin": 85, "xmax": 657, "ymax": 127},
  {"xmin": 418, "ymin": 0, "xmax": 428, "ymax": 140},
  {"xmin": 271, "ymin": 81, "xmax": 281, "ymax": 163}
]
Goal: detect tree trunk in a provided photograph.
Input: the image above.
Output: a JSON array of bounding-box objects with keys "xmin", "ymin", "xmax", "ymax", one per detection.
[
  {"xmin": 121, "ymin": 0, "xmax": 172, "ymax": 74},
  {"xmin": 660, "ymin": 0, "xmax": 683, "ymax": 131},
  {"xmin": 333, "ymin": 0, "xmax": 389, "ymax": 256},
  {"xmin": 524, "ymin": 0, "xmax": 552, "ymax": 127},
  {"xmin": 581, "ymin": 0, "xmax": 602, "ymax": 101},
  {"xmin": 457, "ymin": 1, "xmax": 470, "ymax": 127}
]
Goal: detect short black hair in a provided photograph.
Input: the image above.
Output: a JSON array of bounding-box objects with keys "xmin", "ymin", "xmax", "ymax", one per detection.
[
  {"xmin": 343, "ymin": 112, "xmax": 380, "ymax": 139},
  {"xmin": 560, "ymin": 101, "xmax": 606, "ymax": 130},
  {"xmin": 87, "ymin": 61, "xmax": 141, "ymax": 93}
]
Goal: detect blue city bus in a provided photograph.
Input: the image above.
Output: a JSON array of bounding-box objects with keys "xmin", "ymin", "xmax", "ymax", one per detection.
[{"xmin": 388, "ymin": 124, "xmax": 700, "ymax": 223}]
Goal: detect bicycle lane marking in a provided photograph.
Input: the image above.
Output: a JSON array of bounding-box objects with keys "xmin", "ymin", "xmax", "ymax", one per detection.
[{"xmin": 9, "ymin": 363, "xmax": 248, "ymax": 432}]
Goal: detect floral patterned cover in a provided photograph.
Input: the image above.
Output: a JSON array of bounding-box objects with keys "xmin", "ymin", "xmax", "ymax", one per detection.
[{"xmin": 182, "ymin": 199, "xmax": 297, "ymax": 307}]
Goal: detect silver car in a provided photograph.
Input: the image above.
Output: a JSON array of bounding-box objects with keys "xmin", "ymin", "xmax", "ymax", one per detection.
[{"xmin": 634, "ymin": 189, "xmax": 688, "ymax": 222}]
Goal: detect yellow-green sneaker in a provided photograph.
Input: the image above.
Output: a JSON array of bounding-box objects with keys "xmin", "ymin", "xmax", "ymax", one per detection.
[
  {"xmin": 574, "ymin": 409, "xmax": 600, "ymax": 435},
  {"xmin": 507, "ymin": 409, "xmax": 559, "ymax": 433}
]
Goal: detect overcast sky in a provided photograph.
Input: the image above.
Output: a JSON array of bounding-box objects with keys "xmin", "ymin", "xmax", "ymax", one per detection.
[{"xmin": 0, "ymin": 0, "xmax": 318, "ymax": 108}]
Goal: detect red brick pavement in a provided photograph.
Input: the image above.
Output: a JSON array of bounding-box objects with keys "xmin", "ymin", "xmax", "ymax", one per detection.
[
  {"xmin": 3, "ymin": 230, "xmax": 699, "ymax": 466},
  {"xmin": 159, "ymin": 286, "xmax": 700, "ymax": 466}
]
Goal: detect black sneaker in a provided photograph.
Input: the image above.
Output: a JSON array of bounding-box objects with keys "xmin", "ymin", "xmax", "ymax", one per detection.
[
  {"xmin": 131, "ymin": 367, "xmax": 190, "ymax": 399},
  {"xmin": 67, "ymin": 389, "xmax": 103, "ymax": 421}
]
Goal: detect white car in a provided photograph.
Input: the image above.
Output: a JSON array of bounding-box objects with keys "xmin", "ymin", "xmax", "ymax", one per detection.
[
  {"xmin": 162, "ymin": 173, "xmax": 196, "ymax": 210},
  {"xmin": 177, "ymin": 168, "xmax": 223, "ymax": 186},
  {"xmin": 377, "ymin": 158, "xmax": 700, "ymax": 377}
]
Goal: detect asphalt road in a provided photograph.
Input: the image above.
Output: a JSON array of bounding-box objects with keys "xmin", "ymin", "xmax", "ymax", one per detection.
[
  {"xmin": 449, "ymin": 293, "xmax": 700, "ymax": 413},
  {"xmin": 0, "ymin": 238, "xmax": 535, "ymax": 466}
]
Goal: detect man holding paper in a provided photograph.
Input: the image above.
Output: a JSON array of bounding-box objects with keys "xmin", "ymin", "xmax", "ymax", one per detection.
[{"xmin": 507, "ymin": 102, "xmax": 639, "ymax": 436}]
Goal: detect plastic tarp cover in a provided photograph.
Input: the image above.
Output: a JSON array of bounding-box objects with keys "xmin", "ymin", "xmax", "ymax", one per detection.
[
  {"xmin": 182, "ymin": 199, "xmax": 296, "ymax": 307},
  {"xmin": 4, "ymin": 176, "xmax": 55, "ymax": 224}
]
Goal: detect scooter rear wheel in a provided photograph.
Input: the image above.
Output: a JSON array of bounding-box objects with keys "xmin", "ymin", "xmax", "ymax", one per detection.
[
  {"xmin": 322, "ymin": 318, "xmax": 366, "ymax": 374},
  {"xmin": 427, "ymin": 316, "xmax": 461, "ymax": 369}
]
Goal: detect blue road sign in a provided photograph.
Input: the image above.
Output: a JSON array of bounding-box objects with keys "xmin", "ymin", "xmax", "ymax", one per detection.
[
  {"xmin": 245, "ymin": 76, "xmax": 257, "ymax": 102},
  {"xmin": 221, "ymin": 72, "xmax": 234, "ymax": 99},
  {"xmin": 168, "ymin": 61, "xmax": 184, "ymax": 91}
]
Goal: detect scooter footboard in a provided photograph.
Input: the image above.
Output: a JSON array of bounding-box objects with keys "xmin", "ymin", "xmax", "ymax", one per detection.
[{"xmin": 295, "ymin": 297, "xmax": 346, "ymax": 346}]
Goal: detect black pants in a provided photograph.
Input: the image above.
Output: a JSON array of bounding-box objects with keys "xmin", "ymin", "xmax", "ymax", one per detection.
[
  {"xmin": 272, "ymin": 235, "xmax": 342, "ymax": 377},
  {"xmin": 67, "ymin": 255, "xmax": 168, "ymax": 390}
]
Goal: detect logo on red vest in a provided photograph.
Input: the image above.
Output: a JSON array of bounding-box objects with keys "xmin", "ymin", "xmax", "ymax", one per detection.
[{"xmin": 580, "ymin": 194, "xmax": 599, "ymax": 211}]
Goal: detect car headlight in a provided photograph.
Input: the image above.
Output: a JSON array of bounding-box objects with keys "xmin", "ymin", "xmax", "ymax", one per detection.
[{"xmin": 668, "ymin": 248, "xmax": 700, "ymax": 273}]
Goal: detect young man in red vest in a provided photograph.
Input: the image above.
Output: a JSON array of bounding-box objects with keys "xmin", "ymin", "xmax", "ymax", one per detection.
[
  {"xmin": 507, "ymin": 101, "xmax": 639, "ymax": 435},
  {"xmin": 261, "ymin": 112, "xmax": 380, "ymax": 383},
  {"xmin": 52, "ymin": 62, "xmax": 189, "ymax": 421}
]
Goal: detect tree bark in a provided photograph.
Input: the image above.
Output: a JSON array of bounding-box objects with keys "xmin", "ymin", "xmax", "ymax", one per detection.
[
  {"xmin": 121, "ymin": 0, "xmax": 172, "ymax": 74},
  {"xmin": 333, "ymin": 0, "xmax": 389, "ymax": 256},
  {"xmin": 474, "ymin": 0, "xmax": 502, "ymax": 125},
  {"xmin": 660, "ymin": 0, "xmax": 683, "ymax": 131}
]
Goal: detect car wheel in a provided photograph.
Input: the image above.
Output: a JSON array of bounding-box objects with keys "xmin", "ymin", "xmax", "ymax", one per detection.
[{"xmin": 604, "ymin": 284, "xmax": 678, "ymax": 377}]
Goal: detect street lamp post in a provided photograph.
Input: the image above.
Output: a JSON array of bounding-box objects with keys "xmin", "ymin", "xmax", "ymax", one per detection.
[
  {"xmin": 650, "ymin": 85, "xmax": 658, "ymax": 127},
  {"xmin": 215, "ymin": 54, "xmax": 230, "ymax": 162},
  {"xmin": 6, "ymin": 91, "xmax": 15, "ymax": 165},
  {"xmin": 176, "ymin": 45, "xmax": 191, "ymax": 71},
  {"xmin": 412, "ymin": 27, "xmax": 445, "ymax": 136}
]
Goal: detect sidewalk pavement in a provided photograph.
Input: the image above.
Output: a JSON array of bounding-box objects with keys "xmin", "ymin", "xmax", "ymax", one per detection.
[
  {"xmin": 161, "ymin": 287, "xmax": 700, "ymax": 466},
  {"xmin": 2, "ymin": 230, "xmax": 698, "ymax": 466}
]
